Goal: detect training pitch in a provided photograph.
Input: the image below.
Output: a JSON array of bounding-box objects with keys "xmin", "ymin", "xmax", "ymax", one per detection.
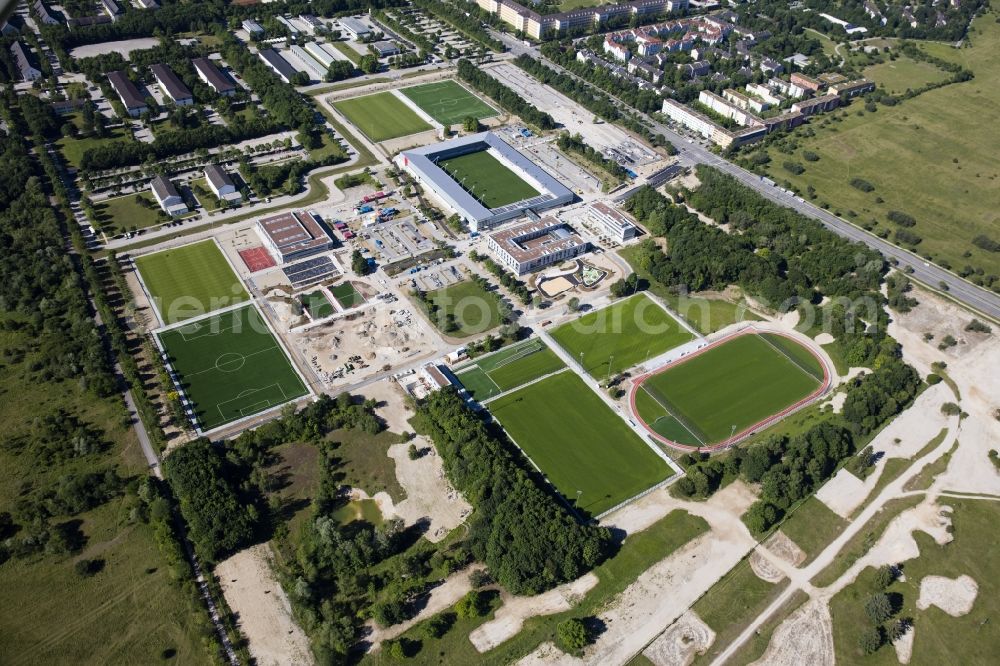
[
  {"xmin": 439, "ymin": 150, "xmax": 540, "ymax": 209},
  {"xmin": 455, "ymin": 338, "xmax": 566, "ymax": 401},
  {"xmin": 632, "ymin": 331, "xmax": 827, "ymax": 449},
  {"xmin": 135, "ymin": 240, "xmax": 249, "ymax": 325},
  {"xmin": 489, "ymin": 371, "xmax": 669, "ymax": 516},
  {"xmin": 330, "ymin": 282, "xmax": 364, "ymax": 309},
  {"xmin": 550, "ymin": 293, "xmax": 694, "ymax": 378},
  {"xmin": 158, "ymin": 305, "xmax": 308, "ymax": 431},
  {"xmin": 401, "ymin": 80, "xmax": 497, "ymax": 126},
  {"xmin": 302, "ymin": 291, "xmax": 334, "ymax": 319},
  {"xmin": 333, "ymin": 92, "xmax": 431, "ymax": 141}
]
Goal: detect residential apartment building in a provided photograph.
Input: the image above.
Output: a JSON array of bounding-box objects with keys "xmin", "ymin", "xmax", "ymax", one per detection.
[{"xmin": 150, "ymin": 175, "xmax": 188, "ymax": 216}]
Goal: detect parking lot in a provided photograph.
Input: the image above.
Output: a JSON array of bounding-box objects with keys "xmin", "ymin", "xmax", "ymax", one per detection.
[
  {"xmin": 406, "ymin": 264, "xmax": 464, "ymax": 292},
  {"xmin": 368, "ymin": 217, "xmax": 435, "ymax": 262}
]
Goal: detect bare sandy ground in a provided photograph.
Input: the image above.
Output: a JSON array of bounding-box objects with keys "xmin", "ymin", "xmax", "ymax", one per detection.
[
  {"xmin": 514, "ymin": 642, "xmax": 578, "ymax": 666},
  {"xmin": 215, "ymin": 545, "xmax": 313, "ymax": 666},
  {"xmin": 749, "ymin": 549, "xmax": 786, "ymax": 584},
  {"xmin": 366, "ymin": 565, "xmax": 484, "ymax": 649},
  {"xmin": 893, "ymin": 624, "xmax": 914, "ymax": 664},
  {"xmin": 382, "ymin": 438, "xmax": 471, "ymax": 542},
  {"xmin": 815, "ymin": 383, "xmax": 956, "ymax": 518},
  {"xmin": 642, "ymin": 611, "xmax": 715, "ymax": 666},
  {"xmin": 362, "ymin": 378, "xmax": 415, "ymax": 434},
  {"xmin": 765, "ymin": 531, "xmax": 806, "ymax": 567},
  {"xmin": 916, "ymin": 574, "xmax": 979, "ymax": 616},
  {"xmin": 888, "ymin": 286, "xmax": 1000, "ymax": 496},
  {"xmin": 469, "ymin": 574, "xmax": 598, "ymax": 652},
  {"xmin": 831, "ymin": 500, "xmax": 954, "ymax": 595},
  {"xmin": 749, "ymin": 599, "xmax": 833, "ymax": 666}
]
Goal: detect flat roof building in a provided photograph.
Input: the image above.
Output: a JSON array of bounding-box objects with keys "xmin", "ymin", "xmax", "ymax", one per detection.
[
  {"xmin": 829, "ymin": 78, "xmax": 876, "ymax": 98},
  {"xmin": 107, "ymin": 70, "xmax": 148, "ymax": 117},
  {"xmin": 150, "ymin": 175, "xmax": 188, "ymax": 216},
  {"xmin": 791, "ymin": 93, "xmax": 840, "ymax": 116},
  {"xmin": 150, "ymin": 63, "xmax": 192, "ymax": 105},
  {"xmin": 339, "ymin": 16, "xmax": 371, "ymax": 39},
  {"xmin": 256, "ymin": 210, "xmax": 335, "ymax": 264},
  {"xmin": 589, "ymin": 202, "xmax": 638, "ymax": 243},
  {"xmin": 204, "ymin": 164, "xmax": 242, "ymax": 204},
  {"xmin": 257, "ymin": 48, "xmax": 297, "ymax": 84},
  {"xmin": 487, "ymin": 218, "xmax": 589, "ymax": 276},
  {"xmin": 11, "ymin": 41, "xmax": 41, "ymax": 82},
  {"xmin": 242, "ymin": 19, "xmax": 264, "ymax": 35},
  {"xmin": 192, "ymin": 57, "xmax": 236, "ymax": 96},
  {"xmin": 288, "ymin": 44, "xmax": 327, "ymax": 81},
  {"xmin": 371, "ymin": 41, "xmax": 400, "ymax": 57}
]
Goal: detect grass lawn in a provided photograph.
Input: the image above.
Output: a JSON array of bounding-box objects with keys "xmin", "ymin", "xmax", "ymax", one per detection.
[
  {"xmin": 302, "ymin": 290, "xmax": 335, "ymax": 319},
  {"xmin": 635, "ymin": 333, "xmax": 823, "ymax": 446},
  {"xmin": 455, "ymin": 338, "xmax": 566, "ymax": 401},
  {"xmin": 690, "ymin": 558, "xmax": 788, "ymax": 664},
  {"xmin": 330, "ymin": 40, "xmax": 363, "ymax": 65},
  {"xmin": 863, "ymin": 56, "xmax": 950, "ymax": 95},
  {"xmin": 95, "ymin": 192, "xmax": 163, "ymax": 234},
  {"xmin": 439, "ymin": 150, "xmax": 540, "ymax": 209},
  {"xmin": 136, "ymin": 240, "xmax": 249, "ymax": 324},
  {"xmin": 333, "ymin": 91, "xmax": 431, "ymax": 142},
  {"xmin": 401, "ymin": 80, "xmax": 497, "ymax": 125},
  {"xmin": 550, "ymin": 293, "xmax": 694, "ymax": 378},
  {"xmin": 830, "ymin": 498, "xmax": 1000, "ymax": 664},
  {"xmin": 330, "ymin": 281, "xmax": 364, "ymax": 309},
  {"xmin": 56, "ymin": 125, "xmax": 132, "ymax": 171},
  {"xmin": 157, "ymin": 305, "xmax": 308, "ymax": 430},
  {"xmin": 423, "ymin": 279, "xmax": 501, "ymax": 338},
  {"xmin": 755, "ymin": 10, "xmax": 1000, "ymax": 277},
  {"xmin": 189, "ymin": 177, "xmax": 221, "ymax": 211},
  {"xmin": 473, "ymin": 510, "xmax": 710, "ymax": 665},
  {"xmin": 0, "ymin": 320, "xmax": 210, "ymax": 663},
  {"xmin": 489, "ymin": 371, "xmax": 670, "ymax": 516},
  {"xmin": 778, "ymin": 496, "xmax": 848, "ymax": 565}
]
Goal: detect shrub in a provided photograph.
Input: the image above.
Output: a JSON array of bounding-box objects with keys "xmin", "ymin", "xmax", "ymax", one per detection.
[
  {"xmin": 556, "ymin": 618, "xmax": 591, "ymax": 654},
  {"xmin": 895, "ymin": 229, "xmax": 922, "ymax": 246},
  {"xmin": 887, "ymin": 210, "xmax": 917, "ymax": 227},
  {"xmin": 941, "ymin": 402, "xmax": 962, "ymax": 416},
  {"xmin": 782, "ymin": 161, "xmax": 805, "ymax": 175},
  {"xmin": 455, "ymin": 590, "xmax": 487, "ymax": 619},
  {"xmin": 972, "ymin": 234, "xmax": 1000, "ymax": 252},
  {"xmin": 873, "ymin": 565, "xmax": 895, "ymax": 590},
  {"xmin": 858, "ymin": 626, "xmax": 884, "ymax": 654},
  {"xmin": 802, "ymin": 151, "xmax": 820, "ymax": 162},
  {"xmin": 850, "ymin": 178, "xmax": 875, "ymax": 192},
  {"xmin": 965, "ymin": 319, "xmax": 992, "ymax": 334}
]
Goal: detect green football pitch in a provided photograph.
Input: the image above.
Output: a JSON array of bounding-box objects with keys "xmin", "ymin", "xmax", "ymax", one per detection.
[
  {"xmin": 135, "ymin": 240, "xmax": 249, "ymax": 325},
  {"xmin": 550, "ymin": 294, "xmax": 694, "ymax": 378},
  {"xmin": 438, "ymin": 150, "xmax": 540, "ymax": 209},
  {"xmin": 635, "ymin": 333, "xmax": 824, "ymax": 446},
  {"xmin": 330, "ymin": 282, "xmax": 364, "ymax": 309},
  {"xmin": 333, "ymin": 92, "xmax": 432, "ymax": 141},
  {"xmin": 489, "ymin": 371, "xmax": 669, "ymax": 516},
  {"xmin": 455, "ymin": 338, "xmax": 566, "ymax": 401},
  {"xmin": 158, "ymin": 305, "xmax": 308, "ymax": 431},
  {"xmin": 400, "ymin": 80, "xmax": 497, "ymax": 126},
  {"xmin": 302, "ymin": 291, "xmax": 334, "ymax": 319}
]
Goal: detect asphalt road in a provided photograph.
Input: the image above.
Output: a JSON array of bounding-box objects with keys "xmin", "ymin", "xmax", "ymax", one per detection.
[{"xmin": 493, "ymin": 32, "xmax": 1000, "ymax": 321}]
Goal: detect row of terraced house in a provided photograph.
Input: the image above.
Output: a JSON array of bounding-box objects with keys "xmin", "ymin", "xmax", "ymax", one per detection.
[{"xmin": 473, "ymin": 0, "xmax": 690, "ymax": 39}]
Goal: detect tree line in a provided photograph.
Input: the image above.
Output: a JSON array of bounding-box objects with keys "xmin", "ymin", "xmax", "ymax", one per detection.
[{"xmin": 456, "ymin": 59, "xmax": 556, "ymax": 131}]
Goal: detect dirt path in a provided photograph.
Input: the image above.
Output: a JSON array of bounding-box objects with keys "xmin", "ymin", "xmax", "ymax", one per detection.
[{"xmin": 215, "ymin": 545, "xmax": 313, "ymax": 666}]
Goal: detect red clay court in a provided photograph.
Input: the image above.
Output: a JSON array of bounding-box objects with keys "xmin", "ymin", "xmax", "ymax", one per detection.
[{"xmin": 239, "ymin": 246, "xmax": 276, "ymax": 272}]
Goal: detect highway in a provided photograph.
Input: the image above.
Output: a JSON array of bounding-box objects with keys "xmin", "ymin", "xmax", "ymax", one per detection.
[{"xmin": 493, "ymin": 32, "xmax": 1000, "ymax": 321}]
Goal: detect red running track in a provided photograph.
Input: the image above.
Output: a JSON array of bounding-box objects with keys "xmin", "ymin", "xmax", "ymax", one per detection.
[{"xmin": 628, "ymin": 327, "xmax": 832, "ymax": 453}]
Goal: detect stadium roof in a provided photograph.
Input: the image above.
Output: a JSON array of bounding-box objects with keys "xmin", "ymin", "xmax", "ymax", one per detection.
[
  {"xmin": 192, "ymin": 57, "xmax": 235, "ymax": 94},
  {"xmin": 398, "ymin": 132, "xmax": 573, "ymax": 228},
  {"xmin": 150, "ymin": 63, "xmax": 191, "ymax": 102},
  {"xmin": 106, "ymin": 70, "xmax": 146, "ymax": 110}
]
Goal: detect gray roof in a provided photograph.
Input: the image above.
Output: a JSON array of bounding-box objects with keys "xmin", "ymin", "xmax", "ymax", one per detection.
[
  {"xmin": 102, "ymin": 0, "xmax": 121, "ymax": 15},
  {"xmin": 339, "ymin": 17, "xmax": 370, "ymax": 35},
  {"xmin": 10, "ymin": 41, "xmax": 38, "ymax": 80},
  {"xmin": 192, "ymin": 57, "xmax": 235, "ymax": 93},
  {"xmin": 204, "ymin": 164, "xmax": 234, "ymax": 191},
  {"xmin": 106, "ymin": 70, "xmax": 146, "ymax": 110},
  {"xmin": 257, "ymin": 48, "xmax": 297, "ymax": 82},
  {"xmin": 150, "ymin": 175, "xmax": 179, "ymax": 201},
  {"xmin": 150, "ymin": 63, "xmax": 191, "ymax": 102}
]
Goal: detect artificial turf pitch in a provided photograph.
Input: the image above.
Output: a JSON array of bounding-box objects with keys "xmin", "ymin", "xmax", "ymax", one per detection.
[
  {"xmin": 635, "ymin": 333, "xmax": 822, "ymax": 446},
  {"xmin": 330, "ymin": 282, "xmax": 364, "ymax": 309},
  {"xmin": 489, "ymin": 371, "xmax": 669, "ymax": 516},
  {"xmin": 455, "ymin": 338, "xmax": 566, "ymax": 401},
  {"xmin": 135, "ymin": 240, "xmax": 249, "ymax": 324},
  {"xmin": 333, "ymin": 92, "xmax": 432, "ymax": 141},
  {"xmin": 550, "ymin": 294, "xmax": 694, "ymax": 378},
  {"xmin": 158, "ymin": 305, "xmax": 308, "ymax": 430},
  {"xmin": 302, "ymin": 291, "xmax": 334, "ymax": 319},
  {"xmin": 400, "ymin": 80, "xmax": 497, "ymax": 126},
  {"xmin": 438, "ymin": 150, "xmax": 540, "ymax": 209}
]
